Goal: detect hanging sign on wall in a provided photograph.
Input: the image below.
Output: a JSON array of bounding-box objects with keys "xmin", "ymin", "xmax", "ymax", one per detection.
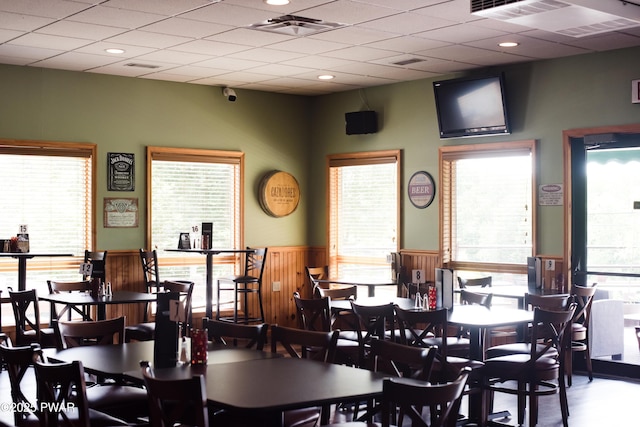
[
  {"xmin": 259, "ymin": 170, "xmax": 300, "ymax": 217},
  {"xmin": 408, "ymin": 171, "xmax": 435, "ymax": 209}
]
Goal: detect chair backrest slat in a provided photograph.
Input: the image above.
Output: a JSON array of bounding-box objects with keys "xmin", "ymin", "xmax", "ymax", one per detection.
[{"xmin": 203, "ymin": 317, "xmax": 268, "ymax": 350}]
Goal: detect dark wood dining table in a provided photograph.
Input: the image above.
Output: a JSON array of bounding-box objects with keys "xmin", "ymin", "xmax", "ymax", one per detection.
[
  {"xmin": 165, "ymin": 248, "xmax": 254, "ymax": 318},
  {"xmin": 45, "ymin": 341, "xmax": 386, "ymax": 427},
  {"xmin": 44, "ymin": 340, "xmax": 279, "ymax": 379},
  {"xmin": 38, "ymin": 290, "xmax": 156, "ymax": 322}
]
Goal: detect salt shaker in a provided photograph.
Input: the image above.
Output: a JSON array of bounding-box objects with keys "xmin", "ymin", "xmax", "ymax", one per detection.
[
  {"xmin": 414, "ymin": 292, "xmax": 422, "ymax": 308},
  {"xmin": 105, "ymin": 282, "xmax": 113, "ymax": 296}
]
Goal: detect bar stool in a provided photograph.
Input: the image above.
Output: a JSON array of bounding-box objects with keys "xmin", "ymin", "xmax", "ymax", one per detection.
[{"xmin": 216, "ymin": 247, "xmax": 268, "ymax": 324}]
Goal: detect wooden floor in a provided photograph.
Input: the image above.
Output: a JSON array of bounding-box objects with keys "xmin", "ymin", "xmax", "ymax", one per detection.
[{"xmin": 0, "ymin": 366, "xmax": 637, "ymax": 426}]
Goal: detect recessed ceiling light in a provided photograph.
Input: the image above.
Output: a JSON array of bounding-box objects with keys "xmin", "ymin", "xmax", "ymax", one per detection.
[
  {"xmin": 105, "ymin": 48, "xmax": 125, "ymax": 54},
  {"xmin": 264, "ymin": 0, "xmax": 290, "ymax": 5},
  {"xmin": 318, "ymin": 74, "xmax": 334, "ymax": 80},
  {"xmin": 499, "ymin": 42, "xmax": 519, "ymax": 48}
]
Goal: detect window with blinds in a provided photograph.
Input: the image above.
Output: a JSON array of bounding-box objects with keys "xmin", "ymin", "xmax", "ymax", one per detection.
[
  {"xmin": 0, "ymin": 139, "xmax": 94, "ymax": 323},
  {"xmin": 328, "ymin": 150, "xmax": 400, "ymax": 295},
  {"xmin": 440, "ymin": 141, "xmax": 536, "ymax": 276},
  {"xmin": 148, "ymin": 147, "xmax": 243, "ymax": 311}
]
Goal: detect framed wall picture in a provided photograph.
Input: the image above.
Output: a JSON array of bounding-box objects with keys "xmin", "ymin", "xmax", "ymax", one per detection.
[
  {"xmin": 107, "ymin": 152, "xmax": 135, "ymax": 191},
  {"xmin": 104, "ymin": 197, "xmax": 138, "ymax": 228},
  {"xmin": 408, "ymin": 171, "xmax": 435, "ymax": 209}
]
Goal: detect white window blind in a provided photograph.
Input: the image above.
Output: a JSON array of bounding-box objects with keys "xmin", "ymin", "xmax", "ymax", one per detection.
[
  {"xmin": 440, "ymin": 141, "xmax": 535, "ymax": 274},
  {"xmin": 328, "ymin": 151, "xmax": 399, "ymax": 288},
  {"xmin": 0, "ymin": 140, "xmax": 93, "ymax": 326},
  {"xmin": 453, "ymin": 156, "xmax": 532, "ymax": 263},
  {"xmin": 149, "ymin": 147, "xmax": 242, "ymax": 311}
]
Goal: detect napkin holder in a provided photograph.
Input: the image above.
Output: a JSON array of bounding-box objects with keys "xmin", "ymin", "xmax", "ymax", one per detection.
[{"xmin": 154, "ymin": 291, "xmax": 179, "ymax": 368}]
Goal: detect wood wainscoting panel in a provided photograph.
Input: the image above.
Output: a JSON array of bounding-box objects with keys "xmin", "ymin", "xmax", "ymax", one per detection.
[
  {"xmin": 103, "ymin": 249, "xmax": 146, "ymax": 323},
  {"xmin": 400, "ymin": 250, "xmax": 442, "ymax": 284}
]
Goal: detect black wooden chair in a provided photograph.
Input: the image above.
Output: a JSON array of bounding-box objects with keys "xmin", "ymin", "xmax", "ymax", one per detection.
[
  {"xmin": 83, "ymin": 250, "xmax": 108, "ymax": 283},
  {"xmin": 9, "ymin": 289, "xmax": 57, "ymax": 348},
  {"xmin": 140, "ymin": 361, "xmax": 209, "ymax": 427}
]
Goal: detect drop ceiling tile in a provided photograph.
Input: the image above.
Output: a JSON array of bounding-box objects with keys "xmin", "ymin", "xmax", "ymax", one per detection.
[
  {"xmin": 248, "ymin": 63, "xmax": 314, "ymax": 77},
  {"xmin": 301, "ymin": 0, "xmax": 399, "ymax": 25},
  {"xmin": 365, "ymin": 35, "xmax": 450, "ymax": 52},
  {"xmin": 413, "ymin": 0, "xmax": 482, "ymax": 24},
  {"xmin": 154, "ymin": 65, "xmax": 228, "ymax": 78},
  {"xmin": 8, "ymin": 33, "xmax": 94, "ymax": 50},
  {"xmin": 35, "ymin": 20, "xmax": 126, "ymax": 40},
  {"xmin": 141, "ymin": 17, "xmax": 232, "ymax": 39},
  {"xmin": 323, "ymin": 45, "xmax": 396, "ymax": 61},
  {"xmin": 170, "ymin": 39, "xmax": 250, "ymax": 56},
  {"xmin": 280, "ymin": 55, "xmax": 353, "ymax": 69},
  {"xmin": 33, "ymin": 51, "xmax": 121, "ymax": 71},
  {"xmin": 0, "ymin": 12, "xmax": 54, "ymax": 32},
  {"xmin": 416, "ymin": 23, "xmax": 508, "ymax": 44},
  {"xmin": 223, "ymin": 0, "xmax": 334, "ymax": 12},
  {"xmin": 269, "ymin": 37, "xmax": 350, "ymax": 55},
  {"xmin": 180, "ymin": 3, "xmax": 275, "ymax": 26},
  {"xmin": 74, "ymin": 41, "xmax": 157, "ymax": 57},
  {"xmin": 416, "ymin": 44, "xmax": 498, "ymax": 62},
  {"xmin": 194, "ymin": 56, "xmax": 267, "ymax": 71},
  {"xmin": 69, "ymin": 5, "xmax": 165, "ymax": 29},
  {"xmin": 359, "ymin": 12, "xmax": 458, "ymax": 35},
  {"xmin": 206, "ymin": 28, "xmax": 293, "ymax": 47},
  {"xmin": 351, "ymin": 0, "xmax": 445, "ymax": 11},
  {"xmin": 134, "ymin": 49, "xmax": 212, "ymax": 65},
  {"xmin": 0, "ymin": 0, "xmax": 91, "ymax": 18},
  {"xmin": 0, "ymin": 44, "xmax": 63, "ymax": 61},
  {"xmin": 466, "ymin": 34, "xmax": 589, "ymax": 59},
  {"xmin": 105, "ymin": 30, "xmax": 193, "ymax": 49},
  {"xmin": 0, "ymin": 28, "xmax": 24, "ymax": 43},
  {"xmin": 103, "ymin": 0, "xmax": 217, "ymax": 16},
  {"xmin": 308, "ymin": 26, "xmax": 397, "ymax": 45},
  {"xmin": 228, "ymin": 47, "xmax": 305, "ymax": 63}
]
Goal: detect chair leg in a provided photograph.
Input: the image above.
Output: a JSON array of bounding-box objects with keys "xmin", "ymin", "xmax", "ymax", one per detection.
[
  {"xmin": 559, "ymin": 375, "xmax": 570, "ymax": 427},
  {"xmin": 234, "ymin": 283, "xmax": 239, "ymax": 324},
  {"xmin": 566, "ymin": 347, "xmax": 573, "ymax": 387},
  {"xmin": 257, "ymin": 283, "xmax": 265, "ymax": 323},
  {"xmin": 585, "ymin": 342, "xmax": 593, "ymax": 382},
  {"xmin": 216, "ymin": 280, "xmax": 221, "ymax": 321},
  {"xmin": 517, "ymin": 381, "xmax": 526, "ymax": 426}
]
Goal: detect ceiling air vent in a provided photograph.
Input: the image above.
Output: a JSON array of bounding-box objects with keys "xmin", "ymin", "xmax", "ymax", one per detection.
[
  {"xmin": 124, "ymin": 63, "xmax": 160, "ymax": 69},
  {"xmin": 249, "ymin": 15, "xmax": 346, "ymax": 36},
  {"xmin": 470, "ymin": 0, "xmax": 640, "ymax": 37},
  {"xmin": 392, "ymin": 58, "xmax": 424, "ymax": 66}
]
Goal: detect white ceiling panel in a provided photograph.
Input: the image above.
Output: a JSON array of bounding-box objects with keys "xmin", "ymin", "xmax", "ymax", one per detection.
[{"xmin": 0, "ymin": 0, "xmax": 637, "ymax": 95}]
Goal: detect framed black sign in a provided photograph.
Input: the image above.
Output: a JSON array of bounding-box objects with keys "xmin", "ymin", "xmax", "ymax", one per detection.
[
  {"xmin": 408, "ymin": 171, "xmax": 435, "ymax": 209},
  {"xmin": 107, "ymin": 152, "xmax": 135, "ymax": 191}
]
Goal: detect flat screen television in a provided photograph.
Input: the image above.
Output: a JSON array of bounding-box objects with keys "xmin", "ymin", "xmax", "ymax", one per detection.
[{"xmin": 433, "ymin": 73, "xmax": 510, "ymax": 138}]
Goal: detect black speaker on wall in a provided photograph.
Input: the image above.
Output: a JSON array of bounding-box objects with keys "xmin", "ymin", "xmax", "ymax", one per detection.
[{"xmin": 345, "ymin": 110, "xmax": 378, "ymax": 135}]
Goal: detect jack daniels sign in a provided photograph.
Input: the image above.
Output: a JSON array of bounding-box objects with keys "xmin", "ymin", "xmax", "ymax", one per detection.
[{"xmin": 108, "ymin": 153, "xmax": 135, "ymax": 191}]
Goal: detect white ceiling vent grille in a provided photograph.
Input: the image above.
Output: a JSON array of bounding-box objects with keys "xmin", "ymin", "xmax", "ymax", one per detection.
[
  {"xmin": 249, "ymin": 15, "xmax": 346, "ymax": 36},
  {"xmin": 470, "ymin": 0, "xmax": 640, "ymax": 37}
]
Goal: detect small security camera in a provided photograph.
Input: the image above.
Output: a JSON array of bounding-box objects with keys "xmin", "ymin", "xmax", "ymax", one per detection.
[{"xmin": 223, "ymin": 87, "xmax": 237, "ymax": 102}]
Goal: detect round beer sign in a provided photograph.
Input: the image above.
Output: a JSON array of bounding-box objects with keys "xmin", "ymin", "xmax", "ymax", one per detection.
[
  {"xmin": 408, "ymin": 171, "xmax": 435, "ymax": 209},
  {"xmin": 259, "ymin": 170, "xmax": 300, "ymax": 217}
]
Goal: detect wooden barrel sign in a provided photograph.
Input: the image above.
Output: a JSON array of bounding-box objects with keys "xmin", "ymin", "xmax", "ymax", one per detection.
[{"xmin": 259, "ymin": 170, "xmax": 300, "ymax": 217}]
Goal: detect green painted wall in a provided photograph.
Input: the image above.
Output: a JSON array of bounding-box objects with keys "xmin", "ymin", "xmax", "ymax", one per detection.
[
  {"xmin": 309, "ymin": 46, "xmax": 640, "ymax": 256},
  {"xmin": 2, "ymin": 45, "xmax": 640, "ymax": 255},
  {"xmin": 0, "ymin": 65, "xmax": 311, "ymax": 250}
]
